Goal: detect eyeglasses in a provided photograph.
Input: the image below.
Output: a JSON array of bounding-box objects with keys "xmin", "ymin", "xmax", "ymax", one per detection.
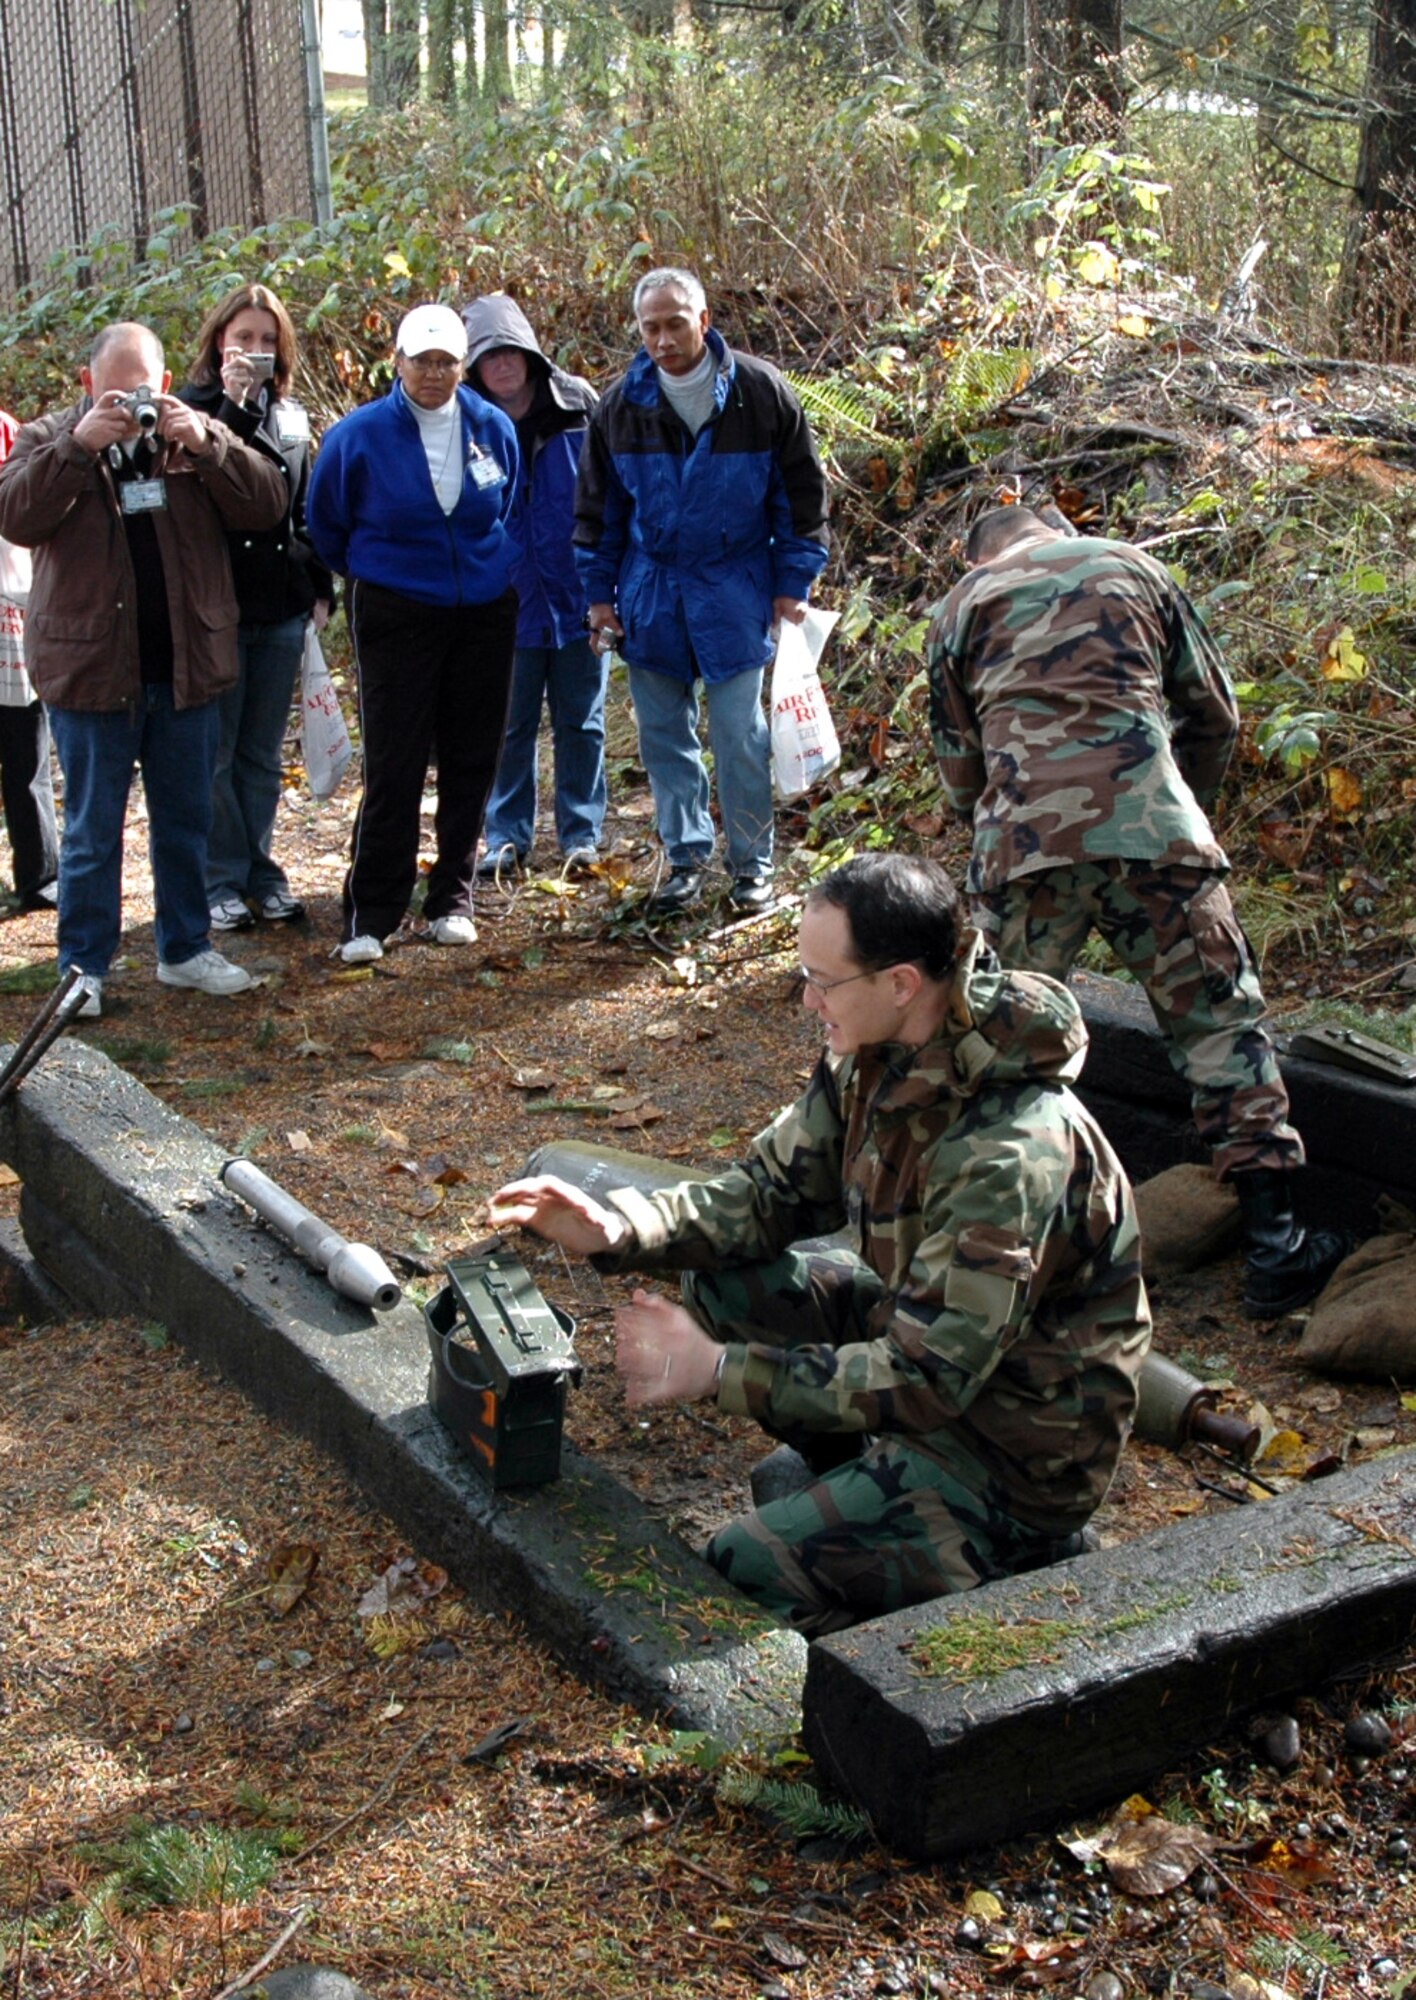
[
  {"xmin": 797, "ymin": 964, "xmax": 895, "ymax": 999},
  {"xmin": 404, "ymin": 353, "xmax": 461, "ymax": 374}
]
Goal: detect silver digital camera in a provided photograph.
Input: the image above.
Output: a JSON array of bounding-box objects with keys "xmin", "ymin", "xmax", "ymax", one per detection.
[
  {"xmin": 240, "ymin": 351, "xmax": 276, "ymax": 382},
  {"xmin": 120, "ymin": 385, "xmax": 160, "ymax": 432}
]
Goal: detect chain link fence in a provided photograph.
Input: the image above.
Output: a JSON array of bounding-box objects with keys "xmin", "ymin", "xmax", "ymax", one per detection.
[{"xmin": 0, "ymin": 0, "xmax": 321, "ymax": 301}]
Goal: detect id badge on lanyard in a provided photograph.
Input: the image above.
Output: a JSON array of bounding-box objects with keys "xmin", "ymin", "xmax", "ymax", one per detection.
[
  {"xmin": 120, "ymin": 478, "xmax": 167, "ymax": 515},
  {"xmin": 468, "ymin": 442, "xmax": 507, "ymax": 493}
]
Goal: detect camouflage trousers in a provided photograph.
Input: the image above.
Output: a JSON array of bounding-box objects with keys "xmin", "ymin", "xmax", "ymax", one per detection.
[
  {"xmin": 975, "ymin": 860, "xmax": 1302, "ymax": 1179},
  {"xmin": 684, "ymin": 1250, "xmax": 1075, "ymax": 1639}
]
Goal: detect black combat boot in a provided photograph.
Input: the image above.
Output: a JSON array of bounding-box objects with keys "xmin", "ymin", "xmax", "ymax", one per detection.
[{"xmin": 1233, "ymin": 1168, "xmax": 1356, "ymax": 1320}]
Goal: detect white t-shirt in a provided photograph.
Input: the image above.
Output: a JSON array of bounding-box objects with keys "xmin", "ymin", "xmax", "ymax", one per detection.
[{"xmin": 408, "ymin": 396, "xmax": 463, "ymax": 514}]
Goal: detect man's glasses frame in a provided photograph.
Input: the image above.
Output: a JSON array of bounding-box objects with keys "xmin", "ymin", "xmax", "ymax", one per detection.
[{"xmin": 796, "ymin": 963, "xmax": 900, "ymax": 999}]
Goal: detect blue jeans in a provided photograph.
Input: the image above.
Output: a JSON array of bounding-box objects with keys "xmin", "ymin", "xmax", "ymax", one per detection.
[
  {"xmin": 628, "ymin": 662, "xmax": 773, "ymax": 878},
  {"xmin": 208, "ymin": 616, "xmax": 305, "ymax": 902},
  {"xmin": 482, "ymin": 637, "xmax": 607, "ymax": 857},
  {"xmin": 49, "ymin": 686, "xmax": 221, "ymax": 976}
]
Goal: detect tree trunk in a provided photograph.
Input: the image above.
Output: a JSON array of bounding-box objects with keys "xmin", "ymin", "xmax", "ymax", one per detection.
[
  {"xmin": 482, "ymin": 0, "xmax": 514, "ymax": 103},
  {"xmin": 1025, "ymin": 0, "xmax": 1124, "ymax": 159},
  {"xmin": 428, "ymin": 0, "xmax": 458, "ymax": 103},
  {"xmin": 996, "ymin": 0, "xmax": 1024, "ymax": 91},
  {"xmin": 386, "ymin": 0, "xmax": 422, "ymax": 106},
  {"xmin": 362, "ymin": 0, "xmax": 390, "ymax": 108},
  {"xmin": 1340, "ymin": 0, "xmax": 1416, "ymax": 354},
  {"xmin": 918, "ymin": 0, "xmax": 954, "ymax": 66}
]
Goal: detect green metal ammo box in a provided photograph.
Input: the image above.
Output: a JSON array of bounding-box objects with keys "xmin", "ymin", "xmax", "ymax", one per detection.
[{"xmin": 425, "ymin": 1251, "xmax": 580, "ymax": 1488}]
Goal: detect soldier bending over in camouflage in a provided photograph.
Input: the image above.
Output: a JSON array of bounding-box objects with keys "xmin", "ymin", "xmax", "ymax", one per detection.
[
  {"xmin": 928, "ymin": 504, "xmax": 1353, "ymax": 1319},
  {"xmin": 488, "ymin": 854, "xmax": 1150, "ymax": 1639}
]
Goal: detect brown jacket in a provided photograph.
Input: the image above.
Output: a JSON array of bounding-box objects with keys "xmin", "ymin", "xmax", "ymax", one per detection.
[{"xmin": 0, "ymin": 403, "xmax": 286, "ymax": 711}]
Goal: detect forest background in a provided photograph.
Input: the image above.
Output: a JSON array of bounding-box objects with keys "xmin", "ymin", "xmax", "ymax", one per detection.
[{"xmin": 5, "ymin": 2, "xmax": 1416, "ymax": 1009}]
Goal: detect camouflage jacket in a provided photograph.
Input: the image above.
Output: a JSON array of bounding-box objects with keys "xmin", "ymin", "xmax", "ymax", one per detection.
[
  {"xmin": 927, "ymin": 535, "xmax": 1238, "ymax": 894},
  {"xmin": 601, "ymin": 936, "xmax": 1151, "ymax": 1533}
]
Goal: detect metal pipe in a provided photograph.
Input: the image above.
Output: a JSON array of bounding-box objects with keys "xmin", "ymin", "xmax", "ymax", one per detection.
[
  {"xmin": 299, "ymin": 0, "xmax": 335, "ymax": 228},
  {"xmin": 0, "ymin": 967, "xmax": 86, "ymax": 1106},
  {"xmin": 219, "ymin": 1158, "xmax": 402, "ymax": 1311}
]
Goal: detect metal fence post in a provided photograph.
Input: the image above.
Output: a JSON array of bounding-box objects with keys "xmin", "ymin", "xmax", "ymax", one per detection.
[{"xmin": 301, "ymin": 0, "xmax": 334, "ymax": 229}]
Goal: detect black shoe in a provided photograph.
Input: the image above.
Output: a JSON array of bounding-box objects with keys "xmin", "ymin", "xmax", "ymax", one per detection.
[
  {"xmin": 749, "ymin": 1444, "xmax": 818, "ymax": 1508},
  {"xmin": 729, "ymin": 876, "xmax": 774, "ymax": 912},
  {"xmin": 646, "ymin": 867, "xmax": 703, "ymax": 915},
  {"xmin": 15, "ymin": 885, "xmax": 57, "ymax": 914},
  {"xmin": 1234, "ymin": 1168, "xmax": 1360, "ymax": 1319}
]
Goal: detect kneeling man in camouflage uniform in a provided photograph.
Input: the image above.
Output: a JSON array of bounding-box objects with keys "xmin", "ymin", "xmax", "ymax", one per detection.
[
  {"xmin": 928, "ymin": 505, "xmax": 1353, "ymax": 1319},
  {"xmin": 488, "ymin": 853, "xmax": 1150, "ymax": 1638}
]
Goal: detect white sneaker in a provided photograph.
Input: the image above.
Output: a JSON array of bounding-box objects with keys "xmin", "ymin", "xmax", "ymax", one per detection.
[
  {"xmin": 156, "ymin": 949, "xmax": 255, "ymax": 996},
  {"xmin": 67, "ymin": 973, "xmax": 103, "ymax": 1020},
  {"xmin": 340, "ymin": 934, "xmax": 384, "ymax": 964},
  {"xmin": 209, "ymin": 896, "xmax": 254, "ymax": 932},
  {"xmin": 429, "ymin": 914, "xmax": 476, "ymax": 946}
]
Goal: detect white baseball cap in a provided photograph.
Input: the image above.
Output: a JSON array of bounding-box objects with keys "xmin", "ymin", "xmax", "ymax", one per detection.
[{"xmin": 395, "ymin": 303, "xmax": 468, "ymax": 361}]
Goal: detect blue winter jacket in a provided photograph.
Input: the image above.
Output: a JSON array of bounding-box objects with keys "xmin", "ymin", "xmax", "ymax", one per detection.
[
  {"xmin": 463, "ymin": 293, "xmax": 597, "ymax": 650},
  {"xmin": 573, "ymin": 327, "xmax": 829, "ymax": 684},
  {"xmin": 306, "ymin": 379, "xmax": 519, "ymax": 608}
]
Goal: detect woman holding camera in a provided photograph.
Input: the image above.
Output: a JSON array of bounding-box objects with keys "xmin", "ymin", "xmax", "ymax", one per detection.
[{"xmin": 181, "ymin": 282, "xmax": 331, "ymax": 929}]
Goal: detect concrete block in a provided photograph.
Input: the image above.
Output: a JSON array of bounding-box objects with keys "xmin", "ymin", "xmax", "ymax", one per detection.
[
  {"xmin": 0, "ymin": 1210, "xmax": 75, "ymax": 1323},
  {"xmin": 0, "ymin": 1042, "xmax": 804, "ymax": 1747},
  {"xmin": 802, "ymin": 1449, "xmax": 1416, "ymax": 1858}
]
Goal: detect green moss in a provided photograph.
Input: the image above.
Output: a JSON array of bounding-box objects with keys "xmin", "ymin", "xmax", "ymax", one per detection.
[{"xmin": 910, "ymin": 1611, "xmax": 1076, "ymax": 1682}]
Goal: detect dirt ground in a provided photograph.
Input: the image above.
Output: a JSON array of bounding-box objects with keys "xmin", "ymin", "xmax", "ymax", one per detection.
[{"xmin": 2, "ymin": 733, "xmax": 1415, "ymax": 1997}]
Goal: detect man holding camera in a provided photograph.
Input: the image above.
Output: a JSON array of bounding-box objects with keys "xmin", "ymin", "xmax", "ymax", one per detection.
[{"xmin": 0, "ymin": 321, "xmax": 285, "ymax": 1017}]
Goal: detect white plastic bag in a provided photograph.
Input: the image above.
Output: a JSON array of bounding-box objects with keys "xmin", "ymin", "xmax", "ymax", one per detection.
[
  {"xmin": 0, "ymin": 531, "xmax": 34, "ymax": 707},
  {"xmin": 300, "ymin": 620, "xmax": 353, "ymax": 800},
  {"xmin": 770, "ymin": 605, "xmax": 841, "ymax": 801}
]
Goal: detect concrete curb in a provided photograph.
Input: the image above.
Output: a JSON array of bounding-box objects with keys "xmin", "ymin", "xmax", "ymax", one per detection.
[
  {"xmin": 0, "ymin": 1042, "xmax": 805, "ymax": 1748},
  {"xmin": 803, "ymin": 1448, "xmax": 1416, "ymax": 1858}
]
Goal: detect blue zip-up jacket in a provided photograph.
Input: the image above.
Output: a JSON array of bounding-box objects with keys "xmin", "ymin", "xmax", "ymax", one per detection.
[
  {"xmin": 463, "ymin": 294, "xmax": 597, "ymax": 649},
  {"xmin": 573, "ymin": 327, "xmax": 829, "ymax": 684},
  {"xmin": 306, "ymin": 379, "xmax": 519, "ymax": 608}
]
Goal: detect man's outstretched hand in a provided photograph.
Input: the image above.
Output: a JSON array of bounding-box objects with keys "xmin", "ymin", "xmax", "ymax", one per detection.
[{"xmin": 485, "ymin": 1174, "xmax": 629, "ymax": 1257}]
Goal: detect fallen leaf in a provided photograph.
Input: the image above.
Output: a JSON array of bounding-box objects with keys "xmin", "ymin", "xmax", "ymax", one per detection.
[
  {"xmin": 406, "ymin": 1185, "xmax": 444, "ymax": 1217},
  {"xmin": 1063, "ymin": 1797, "xmax": 1215, "ymax": 1895},
  {"xmin": 1115, "ymin": 312, "xmax": 1152, "ymax": 337},
  {"xmin": 365, "ymin": 1040, "xmax": 411, "ymax": 1061},
  {"xmin": 964, "ymin": 1888, "xmax": 1004, "ymax": 1922},
  {"xmin": 462, "ymin": 1716, "xmax": 532, "ymax": 1764},
  {"xmin": 1325, "ymin": 765, "xmax": 1363, "ymax": 821},
  {"xmin": 266, "ymin": 1541, "xmax": 320, "ymax": 1616},
  {"xmin": 761, "ymin": 1931, "xmax": 808, "ymax": 1970},
  {"xmin": 1236, "ymin": 1834, "xmax": 1334, "ymax": 1884},
  {"xmin": 1354, "ymin": 1425, "xmax": 1397, "ymax": 1451},
  {"xmin": 384, "ymin": 1159, "xmax": 421, "ymax": 1179},
  {"xmin": 644, "ymin": 1020, "xmax": 682, "ymax": 1041},
  {"xmin": 1255, "ymin": 1428, "xmax": 1309, "ymax": 1474},
  {"xmin": 286, "ymin": 1130, "xmax": 311, "ymax": 1153},
  {"xmin": 1075, "ymin": 241, "xmax": 1120, "ymax": 286},
  {"xmin": 510, "ymin": 1068, "xmax": 557, "ymax": 1091},
  {"xmin": 1319, "ymin": 625, "xmax": 1367, "ymax": 681},
  {"xmin": 358, "ymin": 1556, "xmax": 448, "ymax": 1620},
  {"xmin": 432, "ymin": 1163, "xmax": 470, "ymax": 1186},
  {"xmin": 331, "ymin": 967, "xmax": 375, "ymax": 984},
  {"xmin": 610, "ymin": 1101, "xmax": 666, "ymax": 1128},
  {"xmin": 380, "ymin": 1699, "xmax": 406, "ymax": 1720}
]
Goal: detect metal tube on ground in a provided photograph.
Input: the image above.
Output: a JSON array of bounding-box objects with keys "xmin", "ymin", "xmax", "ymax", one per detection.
[{"xmin": 219, "ymin": 1158, "xmax": 403, "ymax": 1311}]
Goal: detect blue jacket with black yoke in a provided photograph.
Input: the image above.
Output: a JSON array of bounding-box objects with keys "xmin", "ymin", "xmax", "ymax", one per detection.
[{"xmin": 572, "ymin": 327, "xmax": 829, "ymax": 685}]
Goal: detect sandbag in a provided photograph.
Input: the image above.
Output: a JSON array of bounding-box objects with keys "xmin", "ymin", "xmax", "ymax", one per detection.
[
  {"xmin": 1133, "ymin": 1162, "xmax": 1242, "ymax": 1277},
  {"xmin": 1297, "ymin": 1232, "xmax": 1416, "ymax": 1381}
]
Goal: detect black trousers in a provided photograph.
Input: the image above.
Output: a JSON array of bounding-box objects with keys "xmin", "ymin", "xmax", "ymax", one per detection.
[
  {"xmin": 344, "ymin": 580, "xmax": 518, "ymax": 942},
  {"xmin": 0, "ymin": 700, "xmax": 58, "ymax": 902}
]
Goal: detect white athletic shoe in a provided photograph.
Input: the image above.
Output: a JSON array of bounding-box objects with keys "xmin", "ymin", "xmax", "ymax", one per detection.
[
  {"xmin": 339, "ymin": 934, "xmax": 385, "ymax": 965},
  {"xmin": 429, "ymin": 914, "xmax": 477, "ymax": 946},
  {"xmin": 156, "ymin": 949, "xmax": 255, "ymax": 996}
]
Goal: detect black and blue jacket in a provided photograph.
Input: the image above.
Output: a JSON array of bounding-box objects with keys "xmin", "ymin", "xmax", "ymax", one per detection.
[
  {"xmin": 306, "ymin": 379, "xmax": 519, "ymax": 608},
  {"xmin": 573, "ymin": 327, "xmax": 829, "ymax": 684},
  {"xmin": 463, "ymin": 293, "xmax": 597, "ymax": 651}
]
